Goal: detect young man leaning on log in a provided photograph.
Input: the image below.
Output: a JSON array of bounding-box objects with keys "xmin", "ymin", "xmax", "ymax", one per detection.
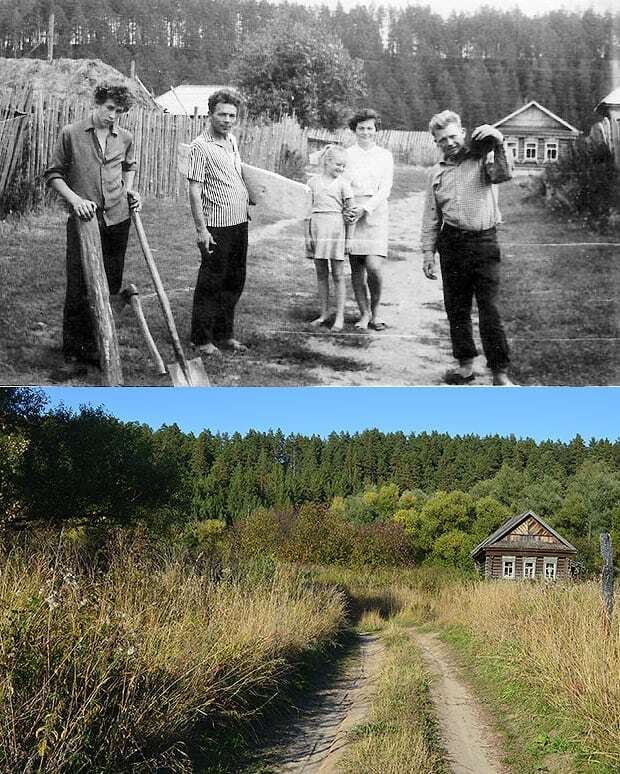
[{"xmin": 45, "ymin": 81, "xmax": 141, "ymax": 373}]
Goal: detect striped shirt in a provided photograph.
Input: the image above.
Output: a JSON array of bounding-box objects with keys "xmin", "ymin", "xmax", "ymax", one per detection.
[
  {"xmin": 187, "ymin": 129, "xmax": 249, "ymax": 227},
  {"xmin": 45, "ymin": 114, "xmax": 137, "ymax": 226},
  {"xmin": 421, "ymin": 145, "xmax": 512, "ymax": 253}
]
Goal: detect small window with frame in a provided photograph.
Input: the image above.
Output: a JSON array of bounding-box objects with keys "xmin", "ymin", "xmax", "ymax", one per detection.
[
  {"xmin": 502, "ymin": 556, "xmax": 516, "ymax": 579},
  {"xmin": 544, "ymin": 557, "xmax": 557, "ymax": 580},
  {"xmin": 523, "ymin": 558, "xmax": 536, "ymax": 579},
  {"xmin": 525, "ymin": 141, "xmax": 538, "ymax": 161}
]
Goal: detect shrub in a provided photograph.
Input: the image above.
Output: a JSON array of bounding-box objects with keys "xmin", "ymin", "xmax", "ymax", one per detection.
[{"xmin": 544, "ymin": 138, "xmax": 620, "ymax": 232}]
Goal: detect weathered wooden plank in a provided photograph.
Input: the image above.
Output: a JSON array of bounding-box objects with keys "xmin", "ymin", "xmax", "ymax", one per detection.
[{"xmin": 75, "ymin": 217, "xmax": 124, "ymax": 386}]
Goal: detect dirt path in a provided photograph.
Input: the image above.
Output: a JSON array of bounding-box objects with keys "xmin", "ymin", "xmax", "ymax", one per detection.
[
  {"xmin": 413, "ymin": 631, "xmax": 507, "ymax": 774},
  {"xmin": 252, "ymin": 193, "xmax": 490, "ymax": 386},
  {"xmin": 254, "ymin": 633, "xmax": 384, "ymax": 773}
]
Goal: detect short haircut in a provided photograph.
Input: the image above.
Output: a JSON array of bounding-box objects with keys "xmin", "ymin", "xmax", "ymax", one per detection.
[
  {"xmin": 348, "ymin": 108, "xmax": 381, "ymax": 132},
  {"xmin": 208, "ymin": 89, "xmax": 243, "ymax": 115},
  {"xmin": 321, "ymin": 144, "xmax": 347, "ymax": 165},
  {"xmin": 428, "ymin": 110, "xmax": 462, "ymax": 135},
  {"xmin": 94, "ymin": 82, "xmax": 134, "ymax": 112}
]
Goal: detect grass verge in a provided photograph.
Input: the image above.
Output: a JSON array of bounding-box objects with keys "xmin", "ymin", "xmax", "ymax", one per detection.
[{"xmin": 441, "ymin": 625, "xmax": 612, "ymax": 774}]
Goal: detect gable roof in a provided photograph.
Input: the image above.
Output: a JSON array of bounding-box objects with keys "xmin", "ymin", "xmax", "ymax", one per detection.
[
  {"xmin": 470, "ymin": 509, "xmax": 577, "ymax": 560},
  {"xmin": 494, "ymin": 100, "xmax": 580, "ymax": 134},
  {"xmin": 595, "ymin": 87, "xmax": 620, "ymax": 113},
  {"xmin": 155, "ymin": 84, "xmax": 230, "ymax": 116}
]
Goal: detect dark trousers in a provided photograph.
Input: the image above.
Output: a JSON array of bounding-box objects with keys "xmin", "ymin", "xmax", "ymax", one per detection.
[
  {"xmin": 191, "ymin": 222, "xmax": 248, "ymax": 345},
  {"xmin": 63, "ymin": 214, "xmax": 130, "ymax": 358},
  {"xmin": 437, "ymin": 225, "xmax": 510, "ymax": 372}
]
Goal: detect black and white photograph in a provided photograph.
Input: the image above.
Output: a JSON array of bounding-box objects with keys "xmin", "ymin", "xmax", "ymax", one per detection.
[{"xmin": 0, "ymin": 0, "xmax": 618, "ymax": 388}]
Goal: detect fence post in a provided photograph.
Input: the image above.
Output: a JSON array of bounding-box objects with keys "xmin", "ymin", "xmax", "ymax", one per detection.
[
  {"xmin": 600, "ymin": 532, "xmax": 614, "ymax": 634},
  {"xmin": 75, "ymin": 217, "xmax": 124, "ymax": 386}
]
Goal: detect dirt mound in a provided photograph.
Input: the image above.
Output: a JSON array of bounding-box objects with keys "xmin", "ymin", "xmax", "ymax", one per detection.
[{"xmin": 0, "ymin": 58, "xmax": 156, "ymax": 108}]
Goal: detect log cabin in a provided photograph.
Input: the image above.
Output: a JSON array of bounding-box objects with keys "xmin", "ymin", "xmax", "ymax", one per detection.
[
  {"xmin": 470, "ymin": 510, "xmax": 577, "ymax": 581},
  {"xmin": 493, "ymin": 101, "xmax": 580, "ymax": 169}
]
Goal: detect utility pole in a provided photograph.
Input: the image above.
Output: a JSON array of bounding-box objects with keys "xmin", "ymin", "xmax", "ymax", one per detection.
[{"xmin": 47, "ymin": 2, "xmax": 55, "ymax": 62}]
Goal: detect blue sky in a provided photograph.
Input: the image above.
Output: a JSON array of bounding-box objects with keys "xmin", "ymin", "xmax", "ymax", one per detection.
[{"xmin": 41, "ymin": 387, "xmax": 619, "ymax": 443}]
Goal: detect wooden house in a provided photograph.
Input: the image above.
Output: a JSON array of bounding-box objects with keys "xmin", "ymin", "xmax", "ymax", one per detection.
[
  {"xmin": 470, "ymin": 510, "xmax": 577, "ymax": 581},
  {"xmin": 493, "ymin": 101, "xmax": 580, "ymax": 169},
  {"xmin": 155, "ymin": 84, "xmax": 231, "ymax": 117}
]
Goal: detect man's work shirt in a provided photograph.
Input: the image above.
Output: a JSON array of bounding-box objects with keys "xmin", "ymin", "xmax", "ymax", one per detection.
[
  {"xmin": 44, "ymin": 114, "xmax": 137, "ymax": 226},
  {"xmin": 187, "ymin": 129, "xmax": 249, "ymax": 228},
  {"xmin": 421, "ymin": 145, "xmax": 512, "ymax": 253}
]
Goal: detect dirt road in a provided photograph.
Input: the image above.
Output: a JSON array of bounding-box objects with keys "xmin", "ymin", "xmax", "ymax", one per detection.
[
  {"xmin": 254, "ymin": 633, "xmax": 384, "ymax": 773},
  {"xmin": 413, "ymin": 631, "xmax": 507, "ymax": 774},
  {"xmin": 253, "ymin": 629, "xmax": 507, "ymax": 774},
  {"xmin": 252, "ymin": 192, "xmax": 490, "ymax": 386}
]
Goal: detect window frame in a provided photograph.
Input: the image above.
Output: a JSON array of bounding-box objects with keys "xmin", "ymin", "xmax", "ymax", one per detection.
[
  {"xmin": 525, "ymin": 140, "xmax": 538, "ymax": 162},
  {"xmin": 523, "ymin": 557, "xmax": 537, "ymax": 579},
  {"xmin": 505, "ymin": 136, "xmax": 519, "ymax": 162},
  {"xmin": 544, "ymin": 557, "xmax": 558, "ymax": 580},
  {"xmin": 544, "ymin": 139, "xmax": 559, "ymax": 162},
  {"xmin": 502, "ymin": 555, "xmax": 516, "ymax": 580}
]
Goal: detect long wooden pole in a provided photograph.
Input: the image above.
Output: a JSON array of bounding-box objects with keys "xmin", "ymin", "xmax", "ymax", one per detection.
[
  {"xmin": 75, "ymin": 217, "xmax": 124, "ymax": 386},
  {"xmin": 600, "ymin": 532, "xmax": 615, "ymax": 635}
]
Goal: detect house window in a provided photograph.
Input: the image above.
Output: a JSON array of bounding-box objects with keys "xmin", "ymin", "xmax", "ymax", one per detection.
[
  {"xmin": 505, "ymin": 138, "xmax": 518, "ymax": 161},
  {"xmin": 502, "ymin": 556, "xmax": 516, "ymax": 579},
  {"xmin": 545, "ymin": 140, "xmax": 558, "ymax": 161},
  {"xmin": 544, "ymin": 557, "xmax": 557, "ymax": 580},
  {"xmin": 525, "ymin": 141, "xmax": 538, "ymax": 162},
  {"xmin": 523, "ymin": 558, "xmax": 536, "ymax": 579}
]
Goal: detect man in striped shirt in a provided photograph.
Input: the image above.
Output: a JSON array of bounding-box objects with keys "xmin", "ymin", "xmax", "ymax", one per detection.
[
  {"xmin": 187, "ymin": 89, "xmax": 250, "ymax": 355},
  {"xmin": 421, "ymin": 110, "xmax": 514, "ymax": 386}
]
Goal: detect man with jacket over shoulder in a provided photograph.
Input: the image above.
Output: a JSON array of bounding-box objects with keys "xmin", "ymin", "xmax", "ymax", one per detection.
[{"xmin": 421, "ymin": 109, "xmax": 514, "ymax": 386}]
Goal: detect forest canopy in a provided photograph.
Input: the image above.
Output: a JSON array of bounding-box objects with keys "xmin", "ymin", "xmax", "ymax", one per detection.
[
  {"xmin": 1, "ymin": 389, "xmax": 619, "ymax": 572},
  {"xmin": 0, "ymin": 1, "xmax": 615, "ymax": 130}
]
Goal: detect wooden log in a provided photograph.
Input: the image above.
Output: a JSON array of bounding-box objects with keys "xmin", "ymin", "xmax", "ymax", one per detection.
[
  {"xmin": 75, "ymin": 217, "xmax": 124, "ymax": 386},
  {"xmin": 600, "ymin": 533, "xmax": 615, "ymax": 635}
]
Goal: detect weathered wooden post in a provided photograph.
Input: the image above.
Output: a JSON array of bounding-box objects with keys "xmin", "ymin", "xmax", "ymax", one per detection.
[
  {"xmin": 600, "ymin": 532, "xmax": 614, "ymax": 635},
  {"xmin": 75, "ymin": 217, "xmax": 124, "ymax": 386}
]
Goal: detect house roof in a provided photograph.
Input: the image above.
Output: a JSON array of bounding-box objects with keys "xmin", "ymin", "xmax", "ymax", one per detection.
[
  {"xmin": 155, "ymin": 84, "xmax": 231, "ymax": 115},
  {"xmin": 470, "ymin": 510, "xmax": 577, "ymax": 560},
  {"xmin": 595, "ymin": 87, "xmax": 620, "ymax": 113},
  {"xmin": 494, "ymin": 100, "xmax": 580, "ymax": 135}
]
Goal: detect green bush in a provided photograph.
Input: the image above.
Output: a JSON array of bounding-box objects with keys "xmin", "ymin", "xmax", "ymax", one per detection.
[{"xmin": 544, "ymin": 138, "xmax": 620, "ymax": 232}]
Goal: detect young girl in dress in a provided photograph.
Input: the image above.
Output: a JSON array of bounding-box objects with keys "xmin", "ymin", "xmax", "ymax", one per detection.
[{"xmin": 304, "ymin": 145, "xmax": 354, "ymax": 331}]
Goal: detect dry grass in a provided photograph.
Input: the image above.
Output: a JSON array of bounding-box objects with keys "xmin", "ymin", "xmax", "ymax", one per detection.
[
  {"xmin": 432, "ymin": 580, "xmax": 620, "ymax": 768},
  {"xmin": 0, "ymin": 544, "xmax": 347, "ymax": 772}
]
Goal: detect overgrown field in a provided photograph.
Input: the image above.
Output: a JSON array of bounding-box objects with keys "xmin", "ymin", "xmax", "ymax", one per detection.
[
  {"xmin": 324, "ymin": 565, "xmax": 620, "ymax": 773},
  {"xmin": 0, "ymin": 539, "xmax": 347, "ymax": 773},
  {"xmin": 0, "ymin": 166, "xmax": 617, "ymax": 385}
]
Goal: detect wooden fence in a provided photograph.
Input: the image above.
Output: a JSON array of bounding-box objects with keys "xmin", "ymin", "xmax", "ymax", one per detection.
[
  {"xmin": 0, "ymin": 88, "xmax": 309, "ymax": 211},
  {"xmin": 308, "ymin": 127, "xmax": 439, "ymax": 166},
  {"xmin": 0, "ymin": 85, "xmax": 436, "ymax": 213}
]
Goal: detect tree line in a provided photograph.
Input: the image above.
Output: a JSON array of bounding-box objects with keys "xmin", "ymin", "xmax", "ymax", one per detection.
[
  {"xmin": 0, "ymin": 1, "xmax": 615, "ymax": 130},
  {"xmin": 1, "ymin": 388, "xmax": 619, "ymax": 572}
]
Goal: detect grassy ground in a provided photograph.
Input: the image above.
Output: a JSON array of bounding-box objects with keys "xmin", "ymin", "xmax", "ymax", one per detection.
[
  {"xmin": 0, "ymin": 541, "xmax": 348, "ymax": 773},
  {"xmin": 337, "ymin": 624, "xmax": 447, "ymax": 774},
  {"xmin": 442, "ymin": 625, "xmax": 611, "ymax": 774},
  {"xmin": 313, "ymin": 566, "xmax": 620, "ymax": 773},
  {"xmin": 0, "ymin": 166, "xmax": 617, "ymax": 385}
]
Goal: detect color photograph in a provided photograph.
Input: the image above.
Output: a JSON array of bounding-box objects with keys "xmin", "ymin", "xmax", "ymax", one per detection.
[{"xmin": 1, "ymin": 385, "xmax": 619, "ymax": 772}]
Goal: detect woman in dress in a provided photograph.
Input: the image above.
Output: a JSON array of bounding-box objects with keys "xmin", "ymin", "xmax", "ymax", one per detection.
[{"xmin": 344, "ymin": 108, "xmax": 394, "ymax": 331}]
